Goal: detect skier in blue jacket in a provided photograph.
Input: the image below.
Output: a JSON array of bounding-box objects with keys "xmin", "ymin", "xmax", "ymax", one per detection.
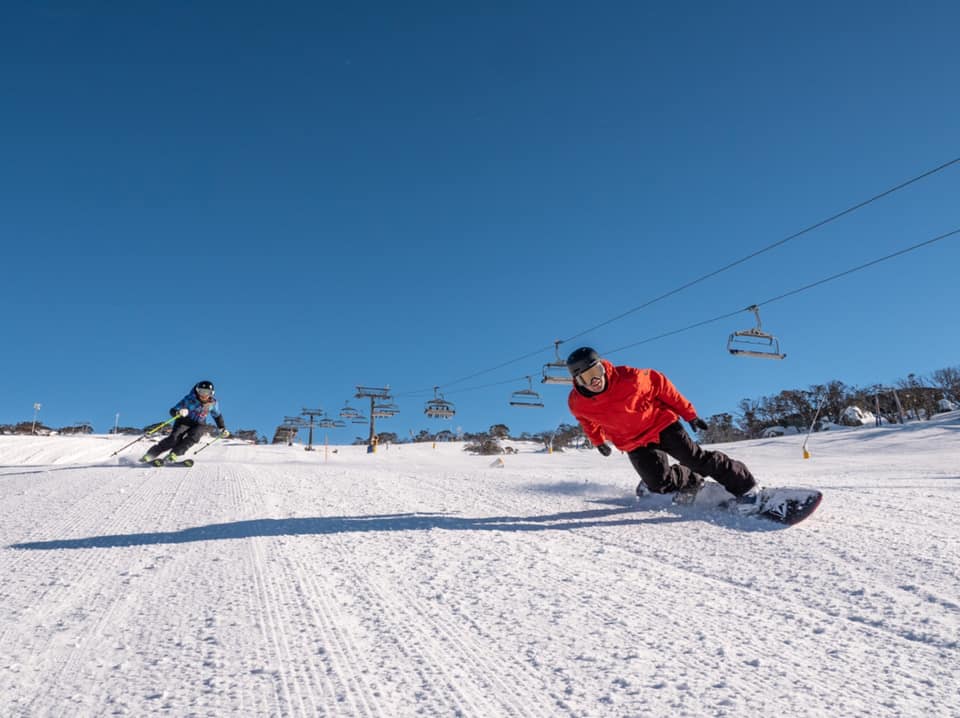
[{"xmin": 141, "ymin": 380, "xmax": 229, "ymax": 463}]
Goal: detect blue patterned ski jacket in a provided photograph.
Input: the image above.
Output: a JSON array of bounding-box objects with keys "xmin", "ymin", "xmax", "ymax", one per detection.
[{"xmin": 170, "ymin": 391, "xmax": 225, "ymax": 429}]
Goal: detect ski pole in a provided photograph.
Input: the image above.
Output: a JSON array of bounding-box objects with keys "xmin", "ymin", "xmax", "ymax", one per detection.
[
  {"xmin": 109, "ymin": 415, "xmax": 178, "ymax": 456},
  {"xmin": 192, "ymin": 433, "xmax": 223, "ymax": 456}
]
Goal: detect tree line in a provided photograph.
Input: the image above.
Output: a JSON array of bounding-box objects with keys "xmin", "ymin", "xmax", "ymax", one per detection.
[
  {"xmin": 0, "ymin": 422, "xmax": 95, "ymax": 436},
  {"xmin": 699, "ymin": 366, "xmax": 959, "ymax": 443},
  {"xmin": 0, "ymin": 422, "xmax": 262, "ymax": 443},
  {"xmin": 7, "ymin": 365, "xmax": 956, "ymax": 449}
]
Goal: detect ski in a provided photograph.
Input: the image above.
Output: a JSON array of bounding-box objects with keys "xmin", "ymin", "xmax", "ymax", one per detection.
[{"xmin": 151, "ymin": 458, "xmax": 194, "ymax": 467}]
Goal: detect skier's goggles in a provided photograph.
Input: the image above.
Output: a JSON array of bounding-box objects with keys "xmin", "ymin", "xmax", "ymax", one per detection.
[
  {"xmin": 574, "ymin": 362, "xmax": 604, "ymax": 385},
  {"xmin": 196, "ymin": 387, "xmax": 214, "ymax": 399}
]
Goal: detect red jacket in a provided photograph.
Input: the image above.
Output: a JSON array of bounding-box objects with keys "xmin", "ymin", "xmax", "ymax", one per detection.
[{"xmin": 567, "ymin": 360, "xmax": 697, "ymax": 452}]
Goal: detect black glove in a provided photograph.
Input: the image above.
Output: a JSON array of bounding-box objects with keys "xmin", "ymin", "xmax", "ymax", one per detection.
[
  {"xmin": 596, "ymin": 443, "xmax": 612, "ymax": 457},
  {"xmin": 688, "ymin": 417, "xmax": 709, "ymax": 432}
]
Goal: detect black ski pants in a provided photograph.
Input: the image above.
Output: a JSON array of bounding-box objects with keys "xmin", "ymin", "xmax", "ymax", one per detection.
[
  {"xmin": 627, "ymin": 421, "xmax": 756, "ymax": 497},
  {"xmin": 152, "ymin": 419, "xmax": 206, "ymax": 457}
]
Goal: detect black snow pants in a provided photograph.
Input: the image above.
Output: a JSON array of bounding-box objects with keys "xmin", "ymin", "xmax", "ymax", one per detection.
[
  {"xmin": 152, "ymin": 419, "xmax": 206, "ymax": 457},
  {"xmin": 627, "ymin": 421, "xmax": 756, "ymax": 498}
]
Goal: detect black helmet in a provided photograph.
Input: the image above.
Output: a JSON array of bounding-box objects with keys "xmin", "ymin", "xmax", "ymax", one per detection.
[
  {"xmin": 194, "ymin": 380, "xmax": 215, "ymax": 398},
  {"xmin": 566, "ymin": 347, "xmax": 601, "ymax": 377}
]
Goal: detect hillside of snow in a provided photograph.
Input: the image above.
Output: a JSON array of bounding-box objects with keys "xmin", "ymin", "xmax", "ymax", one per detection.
[{"xmin": 1, "ymin": 416, "xmax": 958, "ymax": 717}]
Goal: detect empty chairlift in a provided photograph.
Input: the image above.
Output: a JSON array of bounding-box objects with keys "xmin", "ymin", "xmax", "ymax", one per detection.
[
  {"xmin": 541, "ymin": 340, "xmax": 573, "ymax": 385},
  {"xmin": 372, "ymin": 402, "xmax": 400, "ymax": 418},
  {"xmin": 339, "ymin": 402, "xmax": 362, "ymax": 421},
  {"xmin": 510, "ymin": 376, "xmax": 545, "ymax": 408},
  {"xmin": 727, "ymin": 305, "xmax": 787, "ymax": 360},
  {"xmin": 424, "ymin": 387, "xmax": 456, "ymax": 419}
]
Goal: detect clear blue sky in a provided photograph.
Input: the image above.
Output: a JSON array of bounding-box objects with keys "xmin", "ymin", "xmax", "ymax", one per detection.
[{"xmin": 2, "ymin": 1, "xmax": 958, "ymax": 441}]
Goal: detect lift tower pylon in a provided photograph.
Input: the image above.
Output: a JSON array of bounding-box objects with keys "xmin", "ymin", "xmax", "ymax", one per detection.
[{"xmin": 355, "ymin": 386, "xmax": 394, "ymax": 451}]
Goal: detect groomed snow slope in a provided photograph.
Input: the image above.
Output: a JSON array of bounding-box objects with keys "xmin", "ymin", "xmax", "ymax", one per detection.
[{"xmin": 1, "ymin": 416, "xmax": 958, "ymax": 717}]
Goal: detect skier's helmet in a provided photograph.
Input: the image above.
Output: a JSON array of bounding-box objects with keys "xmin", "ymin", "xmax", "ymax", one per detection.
[
  {"xmin": 566, "ymin": 347, "xmax": 601, "ymax": 378},
  {"xmin": 194, "ymin": 380, "xmax": 215, "ymax": 400}
]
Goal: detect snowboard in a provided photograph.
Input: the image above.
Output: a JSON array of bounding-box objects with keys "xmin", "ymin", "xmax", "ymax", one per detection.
[
  {"xmin": 726, "ymin": 487, "xmax": 823, "ymax": 526},
  {"xmin": 638, "ymin": 483, "xmax": 823, "ymax": 526},
  {"xmin": 151, "ymin": 458, "xmax": 194, "ymax": 467}
]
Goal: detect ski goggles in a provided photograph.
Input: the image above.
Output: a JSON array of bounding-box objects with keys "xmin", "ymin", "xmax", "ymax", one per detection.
[
  {"xmin": 196, "ymin": 387, "xmax": 214, "ymax": 399},
  {"xmin": 574, "ymin": 361, "xmax": 605, "ymax": 386}
]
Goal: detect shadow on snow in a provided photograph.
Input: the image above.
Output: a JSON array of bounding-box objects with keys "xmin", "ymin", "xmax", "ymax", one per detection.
[{"xmin": 8, "ymin": 497, "xmax": 793, "ymax": 550}]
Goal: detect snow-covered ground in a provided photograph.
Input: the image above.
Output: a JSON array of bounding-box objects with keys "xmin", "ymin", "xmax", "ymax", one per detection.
[{"xmin": 1, "ymin": 416, "xmax": 959, "ymax": 717}]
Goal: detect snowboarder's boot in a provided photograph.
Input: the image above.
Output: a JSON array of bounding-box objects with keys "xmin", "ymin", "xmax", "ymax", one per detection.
[
  {"xmin": 672, "ymin": 473, "xmax": 705, "ymax": 505},
  {"xmin": 731, "ymin": 485, "xmax": 762, "ymax": 515}
]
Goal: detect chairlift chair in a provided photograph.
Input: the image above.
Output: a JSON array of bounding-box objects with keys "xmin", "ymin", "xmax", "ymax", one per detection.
[
  {"xmin": 541, "ymin": 340, "xmax": 573, "ymax": 385},
  {"xmin": 372, "ymin": 402, "xmax": 399, "ymax": 418},
  {"xmin": 339, "ymin": 403, "xmax": 361, "ymax": 421},
  {"xmin": 424, "ymin": 386, "xmax": 456, "ymax": 419},
  {"xmin": 727, "ymin": 305, "xmax": 786, "ymax": 360},
  {"xmin": 510, "ymin": 376, "xmax": 545, "ymax": 408}
]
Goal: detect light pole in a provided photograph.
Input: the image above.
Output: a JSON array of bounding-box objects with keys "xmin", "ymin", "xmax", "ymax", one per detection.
[{"xmin": 32, "ymin": 403, "xmax": 42, "ymax": 435}]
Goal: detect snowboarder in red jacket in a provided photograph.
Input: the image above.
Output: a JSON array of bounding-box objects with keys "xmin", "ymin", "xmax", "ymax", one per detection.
[{"xmin": 566, "ymin": 347, "xmax": 759, "ymax": 504}]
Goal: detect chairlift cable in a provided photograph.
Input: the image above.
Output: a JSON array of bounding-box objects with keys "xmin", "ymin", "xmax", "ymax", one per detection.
[
  {"xmin": 562, "ymin": 156, "xmax": 959, "ymax": 345},
  {"xmin": 606, "ymin": 226, "xmax": 960, "ymax": 356},
  {"xmin": 392, "ymin": 158, "xmax": 959, "ymax": 400},
  {"xmin": 442, "ymin": 374, "xmax": 534, "ymax": 396},
  {"xmin": 746, "ymin": 227, "xmax": 960, "ymax": 309},
  {"xmin": 392, "ymin": 345, "xmax": 555, "ymax": 398}
]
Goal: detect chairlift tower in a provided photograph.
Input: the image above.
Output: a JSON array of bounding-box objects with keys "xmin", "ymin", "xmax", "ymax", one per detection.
[
  {"xmin": 301, "ymin": 408, "xmax": 324, "ymax": 451},
  {"xmin": 355, "ymin": 386, "xmax": 395, "ymax": 449}
]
